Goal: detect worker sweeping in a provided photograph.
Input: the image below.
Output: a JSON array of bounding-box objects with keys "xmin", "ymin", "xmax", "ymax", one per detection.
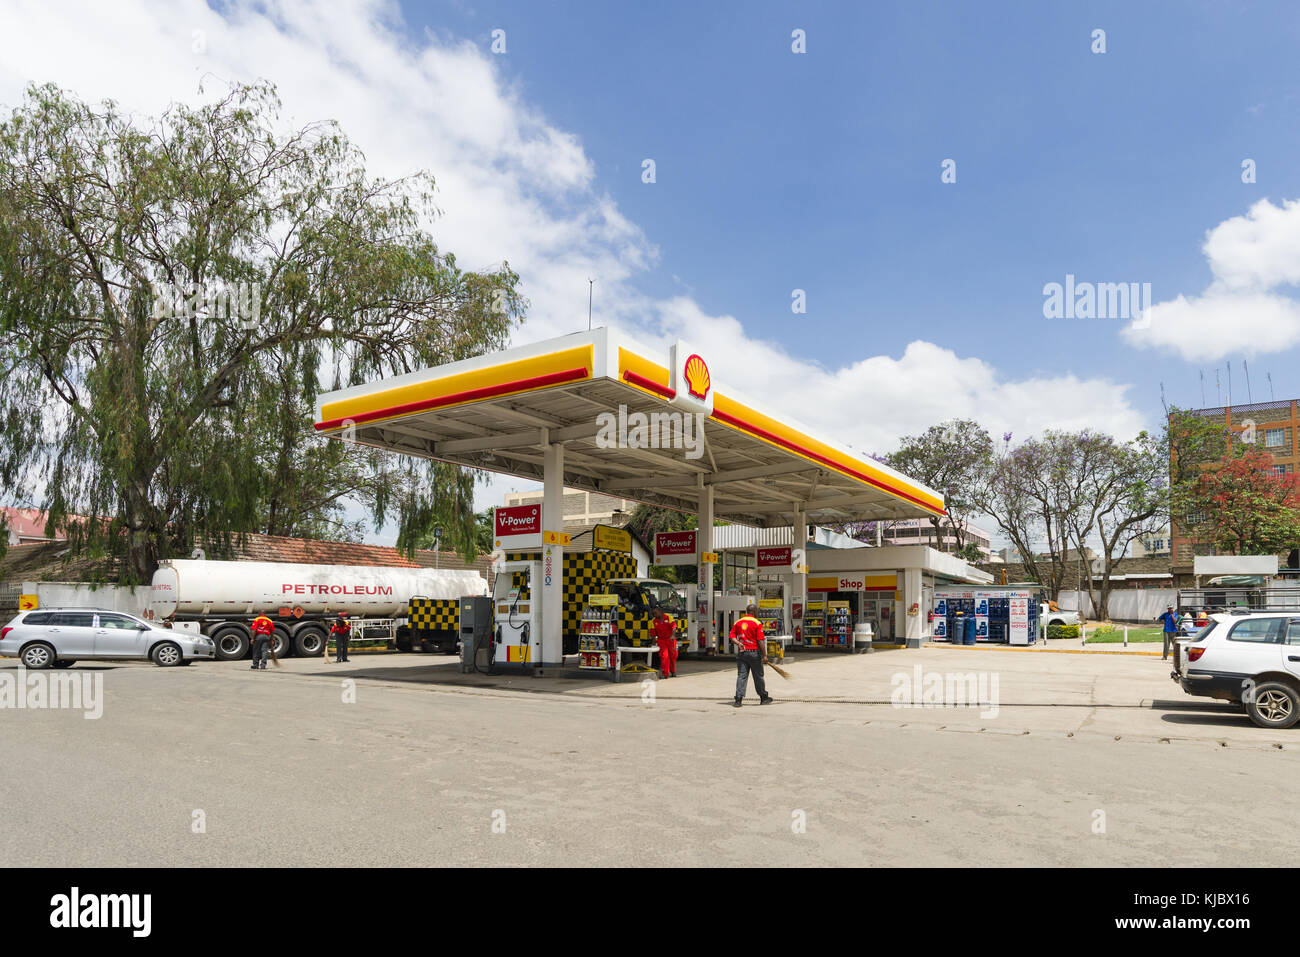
[
  {"xmin": 729, "ymin": 603, "xmax": 773, "ymax": 708},
  {"xmin": 250, "ymin": 614, "xmax": 275, "ymax": 670},
  {"xmin": 330, "ymin": 611, "xmax": 351, "ymax": 663},
  {"xmin": 653, "ymin": 608, "xmax": 678, "ymax": 679}
]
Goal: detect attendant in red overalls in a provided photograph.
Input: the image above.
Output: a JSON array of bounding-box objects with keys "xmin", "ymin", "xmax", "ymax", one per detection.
[
  {"xmin": 330, "ymin": 612, "xmax": 351, "ymax": 662},
  {"xmin": 652, "ymin": 610, "xmax": 678, "ymax": 678}
]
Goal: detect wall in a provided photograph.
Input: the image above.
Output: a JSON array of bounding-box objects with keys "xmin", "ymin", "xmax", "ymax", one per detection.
[
  {"xmin": 14, "ymin": 582, "xmax": 152, "ymax": 617},
  {"xmin": 1058, "ymin": 588, "xmax": 1178, "ymax": 622}
]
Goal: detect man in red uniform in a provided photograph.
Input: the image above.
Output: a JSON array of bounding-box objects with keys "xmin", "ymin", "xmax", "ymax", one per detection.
[
  {"xmin": 652, "ymin": 609, "xmax": 678, "ymax": 678},
  {"xmin": 728, "ymin": 604, "xmax": 772, "ymax": 707},
  {"xmin": 250, "ymin": 614, "xmax": 275, "ymax": 670},
  {"xmin": 330, "ymin": 612, "xmax": 351, "ymax": 662}
]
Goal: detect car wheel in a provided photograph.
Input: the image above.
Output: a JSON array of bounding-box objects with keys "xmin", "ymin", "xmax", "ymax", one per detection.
[
  {"xmin": 21, "ymin": 643, "xmax": 56, "ymax": 669},
  {"xmin": 293, "ymin": 626, "xmax": 326, "ymax": 658},
  {"xmin": 212, "ymin": 627, "xmax": 250, "ymax": 661},
  {"xmin": 152, "ymin": 642, "xmax": 183, "ymax": 667},
  {"xmin": 1246, "ymin": 681, "xmax": 1300, "ymax": 730}
]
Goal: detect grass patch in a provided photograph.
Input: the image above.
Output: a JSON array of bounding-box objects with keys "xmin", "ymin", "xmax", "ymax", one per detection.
[{"xmin": 1082, "ymin": 625, "xmax": 1166, "ymax": 643}]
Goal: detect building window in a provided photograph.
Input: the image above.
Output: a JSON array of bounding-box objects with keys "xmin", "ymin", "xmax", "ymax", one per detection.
[{"xmin": 1265, "ymin": 428, "xmax": 1285, "ymax": 448}]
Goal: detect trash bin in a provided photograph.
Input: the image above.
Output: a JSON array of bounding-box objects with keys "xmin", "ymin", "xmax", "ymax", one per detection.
[
  {"xmin": 963, "ymin": 616, "xmax": 977, "ymax": 646},
  {"xmin": 853, "ymin": 622, "xmax": 874, "ymax": 653}
]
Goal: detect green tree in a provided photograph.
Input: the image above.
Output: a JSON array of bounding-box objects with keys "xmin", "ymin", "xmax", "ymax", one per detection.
[
  {"xmin": 886, "ymin": 419, "xmax": 994, "ymax": 554},
  {"xmin": 0, "ymin": 82, "xmax": 522, "ymax": 580}
]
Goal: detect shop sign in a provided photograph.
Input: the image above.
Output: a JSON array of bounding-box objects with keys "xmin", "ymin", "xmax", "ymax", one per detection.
[{"xmin": 592, "ymin": 524, "xmax": 630, "ymax": 553}]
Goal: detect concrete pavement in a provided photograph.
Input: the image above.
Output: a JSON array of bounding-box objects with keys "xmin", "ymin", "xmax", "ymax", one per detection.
[{"xmin": 0, "ymin": 647, "xmax": 1295, "ymax": 866}]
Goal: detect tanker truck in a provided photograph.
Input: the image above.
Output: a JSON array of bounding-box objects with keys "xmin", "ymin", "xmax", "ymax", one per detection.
[{"xmin": 147, "ymin": 559, "xmax": 488, "ymax": 661}]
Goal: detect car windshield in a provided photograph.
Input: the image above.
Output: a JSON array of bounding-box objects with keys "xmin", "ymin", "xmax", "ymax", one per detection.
[{"xmin": 641, "ymin": 583, "xmax": 685, "ymax": 614}]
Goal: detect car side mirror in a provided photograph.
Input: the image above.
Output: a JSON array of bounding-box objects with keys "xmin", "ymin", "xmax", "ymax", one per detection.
[{"xmin": 137, "ymin": 624, "xmax": 149, "ymax": 630}]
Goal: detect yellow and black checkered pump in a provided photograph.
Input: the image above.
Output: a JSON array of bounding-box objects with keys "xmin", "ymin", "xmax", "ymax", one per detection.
[{"xmin": 506, "ymin": 550, "xmax": 638, "ymax": 643}]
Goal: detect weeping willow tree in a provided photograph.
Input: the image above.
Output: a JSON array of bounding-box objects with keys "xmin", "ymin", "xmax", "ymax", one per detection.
[{"xmin": 0, "ymin": 81, "xmax": 523, "ymax": 582}]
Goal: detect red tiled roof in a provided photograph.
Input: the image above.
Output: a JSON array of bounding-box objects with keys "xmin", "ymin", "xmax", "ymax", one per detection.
[
  {"xmin": 1, "ymin": 507, "xmax": 65, "ymax": 541},
  {"xmin": 203, "ymin": 533, "xmax": 421, "ymax": 568},
  {"xmin": 410, "ymin": 549, "xmax": 495, "ymax": 578}
]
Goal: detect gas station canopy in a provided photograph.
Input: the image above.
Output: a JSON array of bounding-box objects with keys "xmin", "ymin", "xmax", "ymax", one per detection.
[{"xmin": 314, "ymin": 328, "xmax": 944, "ymax": 527}]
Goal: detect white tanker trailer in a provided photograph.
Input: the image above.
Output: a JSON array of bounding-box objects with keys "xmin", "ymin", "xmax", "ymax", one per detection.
[{"xmin": 148, "ymin": 559, "xmax": 487, "ymax": 660}]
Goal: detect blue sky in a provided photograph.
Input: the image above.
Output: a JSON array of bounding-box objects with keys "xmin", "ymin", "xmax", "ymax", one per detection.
[{"xmin": 402, "ymin": 0, "xmax": 1300, "ymax": 412}]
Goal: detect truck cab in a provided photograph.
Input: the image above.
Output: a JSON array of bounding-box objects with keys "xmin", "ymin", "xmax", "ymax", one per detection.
[{"xmin": 601, "ymin": 578, "xmax": 690, "ymax": 648}]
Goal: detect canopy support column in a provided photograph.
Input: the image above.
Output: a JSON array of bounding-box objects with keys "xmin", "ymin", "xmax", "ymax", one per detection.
[
  {"xmin": 541, "ymin": 438, "xmax": 565, "ymax": 667},
  {"xmin": 697, "ymin": 479, "xmax": 714, "ymax": 652}
]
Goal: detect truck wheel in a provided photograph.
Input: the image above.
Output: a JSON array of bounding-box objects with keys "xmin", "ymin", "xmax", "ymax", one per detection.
[
  {"xmin": 271, "ymin": 627, "xmax": 291, "ymax": 659},
  {"xmin": 395, "ymin": 636, "xmax": 413, "ymax": 652},
  {"xmin": 1246, "ymin": 681, "xmax": 1300, "ymax": 729},
  {"xmin": 151, "ymin": 642, "xmax": 183, "ymax": 667},
  {"xmin": 212, "ymin": 627, "xmax": 250, "ymax": 661},
  {"xmin": 293, "ymin": 626, "xmax": 326, "ymax": 658}
]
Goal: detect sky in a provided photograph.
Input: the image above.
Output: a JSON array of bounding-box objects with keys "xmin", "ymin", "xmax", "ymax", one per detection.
[{"xmin": 2, "ymin": 0, "xmax": 1298, "ymax": 546}]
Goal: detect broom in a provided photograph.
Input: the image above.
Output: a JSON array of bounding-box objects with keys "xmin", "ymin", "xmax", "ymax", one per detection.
[{"xmin": 767, "ymin": 661, "xmax": 792, "ymax": 680}]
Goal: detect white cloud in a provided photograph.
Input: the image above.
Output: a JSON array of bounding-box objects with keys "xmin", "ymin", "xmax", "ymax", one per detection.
[
  {"xmin": 0, "ymin": 0, "xmax": 1153, "ymax": 534},
  {"xmin": 1122, "ymin": 198, "xmax": 1300, "ymax": 360}
]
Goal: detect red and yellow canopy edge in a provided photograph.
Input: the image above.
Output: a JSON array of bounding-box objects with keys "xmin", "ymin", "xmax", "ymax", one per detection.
[
  {"xmin": 315, "ymin": 345, "xmax": 595, "ymax": 431},
  {"xmin": 617, "ymin": 350, "xmax": 946, "ymax": 517}
]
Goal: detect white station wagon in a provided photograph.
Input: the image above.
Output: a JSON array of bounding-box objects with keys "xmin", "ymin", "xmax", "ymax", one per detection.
[
  {"xmin": 1171, "ymin": 611, "xmax": 1300, "ymax": 729},
  {"xmin": 0, "ymin": 609, "xmax": 215, "ymax": 668}
]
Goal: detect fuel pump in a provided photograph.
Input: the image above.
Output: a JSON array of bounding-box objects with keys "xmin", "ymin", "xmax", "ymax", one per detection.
[{"xmin": 492, "ymin": 560, "xmax": 541, "ymax": 667}]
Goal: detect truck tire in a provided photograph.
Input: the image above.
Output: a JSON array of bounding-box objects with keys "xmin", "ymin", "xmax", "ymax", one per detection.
[
  {"xmin": 271, "ymin": 626, "xmax": 291, "ymax": 659},
  {"xmin": 293, "ymin": 625, "xmax": 327, "ymax": 658},
  {"xmin": 212, "ymin": 626, "xmax": 250, "ymax": 661}
]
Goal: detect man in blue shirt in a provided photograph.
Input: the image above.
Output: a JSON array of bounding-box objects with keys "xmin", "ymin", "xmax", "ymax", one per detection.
[{"xmin": 1156, "ymin": 605, "xmax": 1179, "ymax": 660}]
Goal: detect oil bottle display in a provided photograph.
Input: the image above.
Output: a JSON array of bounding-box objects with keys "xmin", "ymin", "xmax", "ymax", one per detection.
[
  {"xmin": 802, "ymin": 599, "xmax": 825, "ymax": 645},
  {"xmin": 579, "ymin": 595, "xmax": 619, "ymax": 670},
  {"xmin": 825, "ymin": 601, "xmax": 852, "ymax": 647}
]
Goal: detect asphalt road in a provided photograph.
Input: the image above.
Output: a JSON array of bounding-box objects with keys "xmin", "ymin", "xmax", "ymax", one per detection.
[{"xmin": 1, "ymin": 649, "xmax": 1296, "ymax": 866}]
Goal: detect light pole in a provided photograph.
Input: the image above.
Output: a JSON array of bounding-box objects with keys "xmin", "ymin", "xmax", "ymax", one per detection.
[{"xmin": 434, "ymin": 527, "xmax": 442, "ymax": 569}]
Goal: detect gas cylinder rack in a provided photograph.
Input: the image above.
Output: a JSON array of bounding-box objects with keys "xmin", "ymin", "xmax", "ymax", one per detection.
[
  {"xmin": 825, "ymin": 601, "xmax": 852, "ymax": 648},
  {"xmin": 579, "ymin": 594, "xmax": 619, "ymax": 673},
  {"xmin": 802, "ymin": 599, "xmax": 825, "ymax": 645}
]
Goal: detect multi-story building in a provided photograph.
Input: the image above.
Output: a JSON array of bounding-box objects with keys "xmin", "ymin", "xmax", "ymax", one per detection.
[
  {"xmin": 879, "ymin": 517, "xmax": 993, "ymax": 558},
  {"xmin": 502, "ymin": 489, "xmax": 638, "ymax": 530},
  {"xmin": 1169, "ymin": 399, "xmax": 1300, "ymax": 573},
  {"xmin": 1130, "ymin": 526, "xmax": 1172, "ymax": 559}
]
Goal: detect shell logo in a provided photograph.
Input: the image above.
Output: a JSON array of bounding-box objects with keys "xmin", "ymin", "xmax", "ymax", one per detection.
[{"xmin": 683, "ymin": 354, "xmax": 710, "ymax": 400}]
